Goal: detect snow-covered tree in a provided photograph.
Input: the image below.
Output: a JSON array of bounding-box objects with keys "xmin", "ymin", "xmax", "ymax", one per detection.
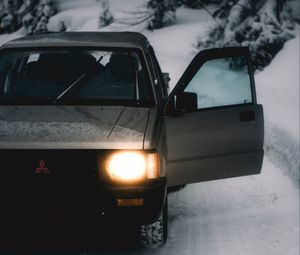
[
  {"xmin": 111, "ymin": 0, "xmax": 177, "ymax": 31},
  {"xmin": 0, "ymin": 0, "xmax": 23, "ymax": 33},
  {"xmin": 0, "ymin": 0, "xmax": 57, "ymax": 34},
  {"xmin": 33, "ymin": 0, "xmax": 57, "ymax": 34},
  {"xmin": 98, "ymin": 0, "xmax": 113, "ymax": 27},
  {"xmin": 17, "ymin": 0, "xmax": 38, "ymax": 34},
  {"xmin": 19, "ymin": 0, "xmax": 57, "ymax": 35},
  {"xmin": 196, "ymin": 0, "xmax": 295, "ymax": 70},
  {"xmin": 147, "ymin": 0, "xmax": 177, "ymax": 29}
]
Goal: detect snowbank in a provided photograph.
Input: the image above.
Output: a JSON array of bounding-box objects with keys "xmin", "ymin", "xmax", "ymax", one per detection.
[
  {"xmin": 47, "ymin": 5, "xmax": 102, "ymax": 32},
  {"xmin": 57, "ymin": 0, "xmax": 98, "ymax": 11},
  {"xmin": 256, "ymin": 32, "xmax": 300, "ymax": 186}
]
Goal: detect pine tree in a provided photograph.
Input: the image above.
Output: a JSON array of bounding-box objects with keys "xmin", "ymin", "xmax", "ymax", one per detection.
[
  {"xmin": 196, "ymin": 0, "xmax": 295, "ymax": 70},
  {"xmin": 0, "ymin": 0, "xmax": 23, "ymax": 33},
  {"xmin": 19, "ymin": 0, "xmax": 57, "ymax": 35},
  {"xmin": 98, "ymin": 0, "xmax": 113, "ymax": 28},
  {"xmin": 18, "ymin": 0, "xmax": 38, "ymax": 34},
  {"xmin": 0, "ymin": 0, "xmax": 57, "ymax": 34},
  {"xmin": 111, "ymin": 0, "xmax": 177, "ymax": 31},
  {"xmin": 32, "ymin": 0, "xmax": 57, "ymax": 34},
  {"xmin": 147, "ymin": 0, "xmax": 177, "ymax": 29}
]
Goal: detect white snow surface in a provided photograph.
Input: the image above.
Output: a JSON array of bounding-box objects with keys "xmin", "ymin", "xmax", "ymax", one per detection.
[
  {"xmin": 0, "ymin": 2, "xmax": 299, "ymax": 254},
  {"xmin": 58, "ymin": 0, "xmax": 98, "ymax": 11},
  {"xmin": 148, "ymin": 158, "xmax": 299, "ymax": 255},
  {"xmin": 256, "ymin": 29, "xmax": 300, "ymax": 187},
  {"xmin": 256, "ymin": 30, "xmax": 300, "ymax": 141},
  {"xmin": 47, "ymin": 5, "xmax": 103, "ymax": 32}
]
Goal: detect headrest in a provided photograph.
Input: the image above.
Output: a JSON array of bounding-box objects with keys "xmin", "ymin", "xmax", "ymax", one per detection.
[{"xmin": 109, "ymin": 53, "xmax": 136, "ymax": 80}]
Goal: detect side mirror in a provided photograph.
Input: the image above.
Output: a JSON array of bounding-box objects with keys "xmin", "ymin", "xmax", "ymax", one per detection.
[{"xmin": 176, "ymin": 92, "xmax": 197, "ymax": 113}]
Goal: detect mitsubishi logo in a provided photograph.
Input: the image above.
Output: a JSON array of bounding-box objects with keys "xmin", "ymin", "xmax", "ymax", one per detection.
[{"xmin": 35, "ymin": 160, "xmax": 49, "ymax": 174}]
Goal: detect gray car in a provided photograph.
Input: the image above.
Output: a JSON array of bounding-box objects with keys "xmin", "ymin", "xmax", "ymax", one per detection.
[{"xmin": 0, "ymin": 32, "xmax": 264, "ymax": 247}]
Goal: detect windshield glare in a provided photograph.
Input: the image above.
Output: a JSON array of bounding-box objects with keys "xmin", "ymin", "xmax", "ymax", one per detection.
[{"xmin": 0, "ymin": 49, "xmax": 152, "ymax": 105}]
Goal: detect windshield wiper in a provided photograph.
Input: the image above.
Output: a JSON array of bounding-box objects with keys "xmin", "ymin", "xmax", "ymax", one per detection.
[{"xmin": 55, "ymin": 56, "xmax": 103, "ymax": 101}]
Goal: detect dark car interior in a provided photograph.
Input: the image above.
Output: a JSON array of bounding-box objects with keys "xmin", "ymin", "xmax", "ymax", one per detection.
[{"xmin": 0, "ymin": 50, "xmax": 151, "ymax": 102}]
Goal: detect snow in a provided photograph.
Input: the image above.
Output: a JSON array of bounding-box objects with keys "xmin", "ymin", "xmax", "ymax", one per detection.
[
  {"xmin": 0, "ymin": 2, "xmax": 299, "ymax": 254},
  {"xmin": 144, "ymin": 7, "xmax": 211, "ymax": 88},
  {"xmin": 163, "ymin": 158, "xmax": 299, "ymax": 255},
  {"xmin": 57, "ymin": 0, "xmax": 98, "ymax": 11},
  {"xmin": 47, "ymin": 5, "xmax": 102, "ymax": 32},
  {"xmin": 0, "ymin": 28, "xmax": 25, "ymax": 46},
  {"xmin": 256, "ymin": 29, "xmax": 300, "ymax": 186},
  {"xmin": 256, "ymin": 30, "xmax": 300, "ymax": 139}
]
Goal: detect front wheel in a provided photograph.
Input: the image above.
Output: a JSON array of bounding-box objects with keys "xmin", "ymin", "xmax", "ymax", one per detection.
[{"xmin": 140, "ymin": 198, "xmax": 168, "ymax": 247}]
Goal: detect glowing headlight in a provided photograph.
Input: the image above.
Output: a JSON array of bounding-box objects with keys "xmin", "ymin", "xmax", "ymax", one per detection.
[{"xmin": 105, "ymin": 151, "xmax": 160, "ymax": 183}]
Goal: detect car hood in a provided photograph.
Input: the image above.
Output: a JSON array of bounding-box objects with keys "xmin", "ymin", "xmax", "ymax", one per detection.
[{"xmin": 0, "ymin": 106, "xmax": 150, "ymax": 149}]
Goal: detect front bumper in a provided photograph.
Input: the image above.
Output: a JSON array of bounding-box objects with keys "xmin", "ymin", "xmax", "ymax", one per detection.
[
  {"xmin": 0, "ymin": 149, "xmax": 167, "ymax": 242},
  {"xmin": 0, "ymin": 178, "xmax": 167, "ymax": 229}
]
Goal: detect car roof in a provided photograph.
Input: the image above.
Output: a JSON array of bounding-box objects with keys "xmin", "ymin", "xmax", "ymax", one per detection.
[{"xmin": 1, "ymin": 32, "xmax": 150, "ymax": 50}]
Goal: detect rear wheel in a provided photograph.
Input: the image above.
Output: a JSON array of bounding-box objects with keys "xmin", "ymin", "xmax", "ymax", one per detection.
[{"xmin": 140, "ymin": 198, "xmax": 168, "ymax": 247}]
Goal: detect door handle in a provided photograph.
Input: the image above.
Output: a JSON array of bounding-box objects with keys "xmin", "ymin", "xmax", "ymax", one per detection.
[{"xmin": 240, "ymin": 110, "xmax": 255, "ymax": 122}]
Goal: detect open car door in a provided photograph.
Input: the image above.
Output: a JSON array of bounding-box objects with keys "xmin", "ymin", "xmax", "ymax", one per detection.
[{"xmin": 164, "ymin": 47, "xmax": 264, "ymax": 186}]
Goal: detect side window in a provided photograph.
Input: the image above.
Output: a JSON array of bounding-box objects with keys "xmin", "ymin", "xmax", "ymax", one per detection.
[
  {"xmin": 151, "ymin": 54, "xmax": 168, "ymax": 99},
  {"xmin": 149, "ymin": 47, "xmax": 168, "ymax": 99},
  {"xmin": 184, "ymin": 57, "xmax": 253, "ymax": 109},
  {"xmin": 148, "ymin": 54, "xmax": 164, "ymax": 109}
]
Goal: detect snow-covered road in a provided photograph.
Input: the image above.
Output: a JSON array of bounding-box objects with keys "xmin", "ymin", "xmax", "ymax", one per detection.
[
  {"xmin": 86, "ymin": 157, "xmax": 296, "ymax": 255},
  {"xmin": 155, "ymin": 158, "xmax": 298, "ymax": 255}
]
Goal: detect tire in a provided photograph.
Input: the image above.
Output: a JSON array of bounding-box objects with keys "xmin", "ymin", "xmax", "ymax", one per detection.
[{"xmin": 140, "ymin": 198, "xmax": 168, "ymax": 247}]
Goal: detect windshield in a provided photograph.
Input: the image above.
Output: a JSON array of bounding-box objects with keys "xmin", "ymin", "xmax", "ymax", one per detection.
[{"xmin": 0, "ymin": 49, "xmax": 153, "ymax": 105}]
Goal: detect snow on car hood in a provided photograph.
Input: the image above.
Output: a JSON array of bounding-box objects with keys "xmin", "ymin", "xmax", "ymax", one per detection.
[{"xmin": 0, "ymin": 106, "xmax": 150, "ymax": 149}]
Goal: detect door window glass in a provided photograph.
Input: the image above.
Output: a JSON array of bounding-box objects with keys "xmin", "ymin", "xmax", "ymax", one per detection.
[{"xmin": 184, "ymin": 57, "xmax": 252, "ymax": 109}]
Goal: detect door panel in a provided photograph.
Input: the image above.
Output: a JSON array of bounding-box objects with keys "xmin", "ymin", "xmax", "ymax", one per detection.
[
  {"xmin": 165, "ymin": 104, "xmax": 264, "ymax": 186},
  {"xmin": 164, "ymin": 47, "xmax": 264, "ymax": 186}
]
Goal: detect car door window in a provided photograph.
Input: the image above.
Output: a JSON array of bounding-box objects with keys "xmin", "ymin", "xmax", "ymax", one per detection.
[
  {"xmin": 184, "ymin": 57, "xmax": 253, "ymax": 109},
  {"xmin": 150, "ymin": 53, "xmax": 168, "ymax": 99}
]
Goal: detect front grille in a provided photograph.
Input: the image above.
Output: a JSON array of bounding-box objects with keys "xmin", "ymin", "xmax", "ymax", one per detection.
[{"xmin": 0, "ymin": 150, "xmax": 99, "ymax": 192}]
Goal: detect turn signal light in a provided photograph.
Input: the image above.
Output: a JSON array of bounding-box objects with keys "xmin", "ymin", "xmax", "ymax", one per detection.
[{"xmin": 117, "ymin": 198, "xmax": 144, "ymax": 206}]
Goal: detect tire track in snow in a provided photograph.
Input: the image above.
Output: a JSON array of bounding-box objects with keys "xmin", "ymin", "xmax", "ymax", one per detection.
[{"xmin": 264, "ymin": 122, "xmax": 299, "ymax": 187}]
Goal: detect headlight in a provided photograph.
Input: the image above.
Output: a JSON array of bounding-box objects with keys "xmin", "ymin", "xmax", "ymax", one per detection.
[{"xmin": 105, "ymin": 151, "xmax": 160, "ymax": 183}]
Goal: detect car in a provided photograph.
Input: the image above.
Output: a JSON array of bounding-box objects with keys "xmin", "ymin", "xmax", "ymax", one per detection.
[{"xmin": 0, "ymin": 32, "xmax": 264, "ymax": 247}]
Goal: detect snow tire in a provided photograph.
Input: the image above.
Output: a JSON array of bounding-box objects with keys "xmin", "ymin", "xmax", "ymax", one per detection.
[{"xmin": 140, "ymin": 198, "xmax": 168, "ymax": 247}]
